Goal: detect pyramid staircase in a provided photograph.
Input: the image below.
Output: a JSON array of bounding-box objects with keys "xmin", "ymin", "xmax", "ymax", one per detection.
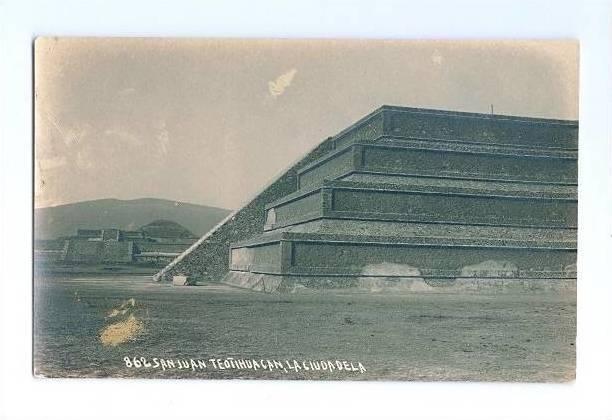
[{"xmin": 222, "ymin": 106, "xmax": 578, "ymax": 292}]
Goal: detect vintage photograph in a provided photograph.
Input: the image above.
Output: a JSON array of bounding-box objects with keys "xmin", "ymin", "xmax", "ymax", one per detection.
[{"xmin": 33, "ymin": 38, "xmax": 578, "ymax": 381}]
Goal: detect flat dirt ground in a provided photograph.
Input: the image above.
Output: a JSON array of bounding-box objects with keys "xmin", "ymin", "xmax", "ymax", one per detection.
[{"xmin": 33, "ymin": 275, "xmax": 576, "ymax": 381}]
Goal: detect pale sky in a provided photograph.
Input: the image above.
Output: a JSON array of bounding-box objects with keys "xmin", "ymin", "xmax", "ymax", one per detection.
[{"xmin": 34, "ymin": 38, "xmax": 578, "ymax": 209}]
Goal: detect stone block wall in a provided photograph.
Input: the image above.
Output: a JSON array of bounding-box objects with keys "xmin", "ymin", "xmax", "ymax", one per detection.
[
  {"xmin": 331, "ymin": 188, "xmax": 577, "ymax": 227},
  {"xmin": 361, "ymin": 146, "xmax": 577, "ymax": 182},
  {"xmin": 288, "ymin": 241, "xmax": 576, "ymax": 277},
  {"xmin": 228, "ymin": 238, "xmax": 576, "ymax": 281}
]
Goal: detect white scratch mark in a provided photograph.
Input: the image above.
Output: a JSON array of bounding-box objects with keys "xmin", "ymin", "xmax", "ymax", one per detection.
[{"xmin": 268, "ymin": 68, "xmax": 297, "ymax": 97}]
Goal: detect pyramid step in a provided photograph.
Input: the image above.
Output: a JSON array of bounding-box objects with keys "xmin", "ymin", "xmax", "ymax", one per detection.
[
  {"xmin": 340, "ymin": 173, "xmax": 576, "ymax": 196},
  {"xmin": 264, "ymin": 180, "xmax": 577, "ymax": 231},
  {"xmin": 378, "ymin": 106, "xmax": 578, "ymax": 149},
  {"xmin": 330, "ymin": 106, "xmax": 578, "ymax": 151},
  {"xmin": 229, "ymin": 232, "xmax": 576, "ymax": 279},
  {"xmin": 375, "ymin": 136, "xmax": 578, "ymax": 157},
  {"xmin": 297, "ymin": 141, "xmax": 577, "ymax": 190},
  {"xmin": 274, "ymin": 218, "xmax": 576, "ymax": 244}
]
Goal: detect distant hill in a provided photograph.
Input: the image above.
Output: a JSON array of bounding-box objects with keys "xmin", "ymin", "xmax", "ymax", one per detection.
[{"xmin": 35, "ymin": 198, "xmax": 231, "ymax": 240}]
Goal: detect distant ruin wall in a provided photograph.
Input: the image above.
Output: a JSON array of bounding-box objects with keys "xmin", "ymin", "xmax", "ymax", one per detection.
[
  {"xmin": 153, "ymin": 138, "xmax": 337, "ymax": 282},
  {"xmin": 63, "ymin": 240, "xmax": 133, "ymax": 264}
]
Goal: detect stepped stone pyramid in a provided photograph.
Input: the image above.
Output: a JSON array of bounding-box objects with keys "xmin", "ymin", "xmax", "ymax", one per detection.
[{"xmin": 156, "ymin": 106, "xmax": 577, "ymax": 292}]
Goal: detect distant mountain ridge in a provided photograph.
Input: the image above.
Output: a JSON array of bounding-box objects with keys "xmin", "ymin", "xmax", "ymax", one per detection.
[{"xmin": 35, "ymin": 198, "xmax": 231, "ymax": 240}]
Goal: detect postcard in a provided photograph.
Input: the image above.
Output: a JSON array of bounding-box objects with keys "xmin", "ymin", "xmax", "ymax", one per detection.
[{"xmin": 33, "ymin": 38, "xmax": 578, "ymax": 380}]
